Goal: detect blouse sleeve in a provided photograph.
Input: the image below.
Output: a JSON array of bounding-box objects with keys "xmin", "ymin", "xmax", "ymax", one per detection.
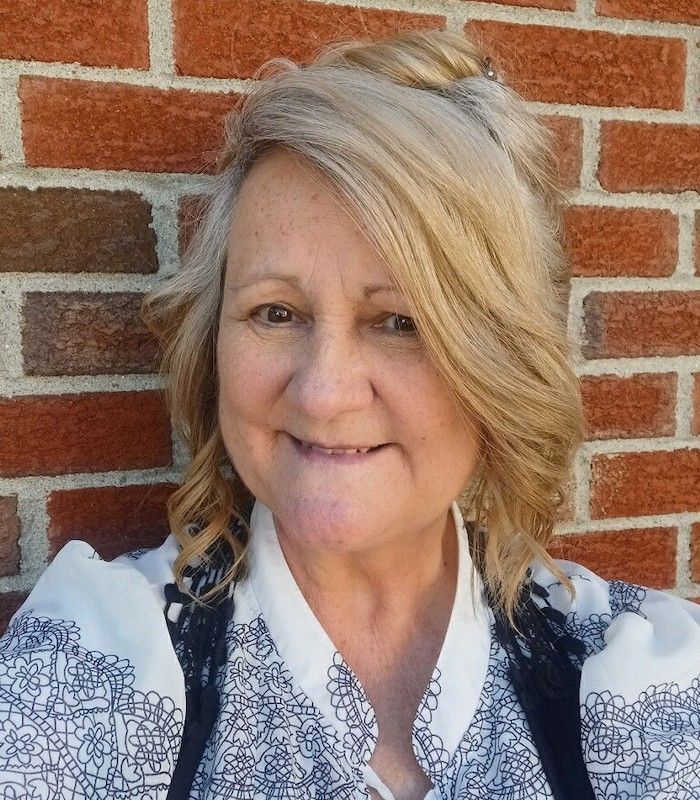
[
  {"xmin": 531, "ymin": 558, "xmax": 700, "ymax": 800},
  {"xmin": 0, "ymin": 537, "xmax": 185, "ymax": 800}
]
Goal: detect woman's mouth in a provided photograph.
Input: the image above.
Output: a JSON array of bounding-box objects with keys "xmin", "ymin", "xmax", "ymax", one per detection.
[{"xmin": 288, "ymin": 434, "xmax": 390, "ymax": 463}]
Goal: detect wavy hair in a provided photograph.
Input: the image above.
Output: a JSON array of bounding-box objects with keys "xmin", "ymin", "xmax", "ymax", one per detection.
[{"xmin": 141, "ymin": 28, "xmax": 585, "ymax": 629}]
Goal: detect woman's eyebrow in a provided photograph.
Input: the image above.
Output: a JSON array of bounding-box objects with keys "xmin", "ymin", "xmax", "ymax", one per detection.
[{"xmin": 228, "ymin": 271, "xmax": 398, "ymax": 299}]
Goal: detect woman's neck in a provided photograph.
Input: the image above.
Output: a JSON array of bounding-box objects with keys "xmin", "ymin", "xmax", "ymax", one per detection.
[{"xmin": 276, "ymin": 507, "xmax": 459, "ymax": 647}]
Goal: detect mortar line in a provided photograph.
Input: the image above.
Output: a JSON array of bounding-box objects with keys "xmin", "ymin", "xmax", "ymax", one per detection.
[
  {"xmin": 147, "ymin": 0, "xmax": 176, "ymax": 75},
  {"xmin": 0, "ymin": 74, "xmax": 23, "ymax": 165}
]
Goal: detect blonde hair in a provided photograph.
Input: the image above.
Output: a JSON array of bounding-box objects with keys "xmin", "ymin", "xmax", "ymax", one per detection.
[{"xmin": 142, "ymin": 28, "xmax": 584, "ymax": 629}]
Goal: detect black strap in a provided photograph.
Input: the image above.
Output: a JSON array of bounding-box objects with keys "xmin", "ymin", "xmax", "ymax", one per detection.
[
  {"xmin": 164, "ymin": 546, "xmax": 595, "ymax": 799},
  {"xmin": 163, "ymin": 540, "xmax": 239, "ymax": 800},
  {"xmin": 490, "ymin": 573, "xmax": 597, "ymax": 800}
]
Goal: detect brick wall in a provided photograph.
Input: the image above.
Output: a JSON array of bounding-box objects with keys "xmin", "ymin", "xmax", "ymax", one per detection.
[{"xmin": 0, "ymin": 0, "xmax": 698, "ymax": 629}]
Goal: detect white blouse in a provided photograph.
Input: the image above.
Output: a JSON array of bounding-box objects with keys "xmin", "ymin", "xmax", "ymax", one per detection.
[{"xmin": 0, "ymin": 497, "xmax": 698, "ymax": 799}]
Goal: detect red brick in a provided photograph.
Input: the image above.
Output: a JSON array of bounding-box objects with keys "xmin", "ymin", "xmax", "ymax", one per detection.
[
  {"xmin": 600, "ymin": 122, "xmax": 700, "ymax": 193},
  {"xmin": 541, "ymin": 115, "xmax": 582, "ymax": 190},
  {"xmin": 173, "ymin": 0, "xmax": 444, "ymax": 79},
  {"xmin": 694, "ymin": 374, "xmax": 700, "ymax": 436},
  {"xmin": 590, "ymin": 449, "xmax": 700, "ymax": 519},
  {"xmin": 0, "ymin": 0, "xmax": 148, "ymax": 69},
  {"xmin": 582, "ymin": 291, "xmax": 700, "ymax": 359},
  {"xmin": 695, "ymin": 212, "xmax": 699, "ymax": 276},
  {"xmin": 47, "ymin": 483, "xmax": 177, "ymax": 560},
  {"xmin": 466, "ymin": 20, "xmax": 685, "ymax": 110},
  {"xmin": 691, "ymin": 521, "xmax": 700, "ymax": 583},
  {"xmin": 597, "ymin": 0, "xmax": 700, "ymax": 24},
  {"xmin": 0, "ymin": 392, "xmax": 171, "ymax": 477},
  {"xmin": 20, "ymin": 77, "xmax": 238, "ymax": 174},
  {"xmin": 0, "ymin": 496, "xmax": 21, "ymax": 578},
  {"xmin": 581, "ymin": 373, "xmax": 676, "ymax": 440},
  {"xmin": 549, "ymin": 526, "xmax": 677, "ymax": 588},
  {"xmin": 22, "ymin": 292, "xmax": 159, "ymax": 376},
  {"xmin": 564, "ymin": 206, "xmax": 678, "ymax": 278},
  {"xmin": 0, "ymin": 592, "xmax": 29, "ymax": 637},
  {"xmin": 0, "ymin": 188, "xmax": 158, "ymax": 274}
]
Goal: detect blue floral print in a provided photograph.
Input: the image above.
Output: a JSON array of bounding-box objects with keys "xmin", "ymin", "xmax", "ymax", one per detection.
[
  {"xmin": 582, "ymin": 680, "xmax": 700, "ymax": 799},
  {"xmin": 0, "ymin": 613, "xmax": 182, "ymax": 799},
  {"xmin": 0, "ymin": 552, "xmax": 697, "ymax": 800}
]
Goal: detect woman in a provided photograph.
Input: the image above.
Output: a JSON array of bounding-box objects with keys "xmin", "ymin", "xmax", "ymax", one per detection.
[{"xmin": 1, "ymin": 28, "xmax": 698, "ymax": 800}]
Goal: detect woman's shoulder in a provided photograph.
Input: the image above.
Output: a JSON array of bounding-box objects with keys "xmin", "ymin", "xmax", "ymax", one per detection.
[
  {"xmin": 0, "ymin": 536, "xmax": 185, "ymax": 795},
  {"xmin": 7, "ymin": 534, "xmax": 181, "ymax": 657},
  {"xmin": 530, "ymin": 555, "xmax": 700, "ymax": 798},
  {"xmin": 1, "ymin": 534, "xmax": 185, "ymax": 688},
  {"xmin": 528, "ymin": 554, "xmax": 700, "ymax": 654},
  {"xmin": 528, "ymin": 555, "xmax": 700, "ymax": 672}
]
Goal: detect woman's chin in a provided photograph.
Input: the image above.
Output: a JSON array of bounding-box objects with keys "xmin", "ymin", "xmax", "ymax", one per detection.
[{"xmin": 271, "ymin": 496, "xmax": 379, "ymax": 553}]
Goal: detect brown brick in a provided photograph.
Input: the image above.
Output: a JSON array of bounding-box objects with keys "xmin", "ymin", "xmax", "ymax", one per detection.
[
  {"xmin": 582, "ymin": 291, "xmax": 700, "ymax": 359},
  {"xmin": 597, "ymin": 0, "xmax": 700, "ymax": 24},
  {"xmin": 694, "ymin": 374, "xmax": 700, "ymax": 436},
  {"xmin": 22, "ymin": 292, "xmax": 159, "ymax": 376},
  {"xmin": 691, "ymin": 521, "xmax": 700, "ymax": 583},
  {"xmin": 0, "ymin": 0, "xmax": 148, "ymax": 69},
  {"xmin": 0, "ymin": 496, "xmax": 20, "ymax": 578},
  {"xmin": 173, "ymin": 0, "xmax": 444, "ymax": 79},
  {"xmin": 549, "ymin": 526, "xmax": 677, "ymax": 588},
  {"xmin": 695, "ymin": 211, "xmax": 699, "ymax": 276},
  {"xmin": 47, "ymin": 483, "xmax": 177, "ymax": 560},
  {"xmin": 466, "ymin": 20, "xmax": 685, "ymax": 110},
  {"xmin": 0, "ymin": 592, "xmax": 29, "ymax": 637},
  {"xmin": 541, "ymin": 115, "xmax": 582, "ymax": 190},
  {"xmin": 600, "ymin": 122, "xmax": 700, "ymax": 193},
  {"xmin": 0, "ymin": 392, "xmax": 171, "ymax": 477},
  {"xmin": 0, "ymin": 188, "xmax": 158, "ymax": 274},
  {"xmin": 564, "ymin": 206, "xmax": 678, "ymax": 278},
  {"xmin": 20, "ymin": 77, "xmax": 238, "ymax": 174},
  {"xmin": 590, "ymin": 449, "xmax": 700, "ymax": 519},
  {"xmin": 581, "ymin": 373, "xmax": 676, "ymax": 440}
]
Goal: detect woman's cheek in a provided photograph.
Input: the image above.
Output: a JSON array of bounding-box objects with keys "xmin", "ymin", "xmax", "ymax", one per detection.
[{"xmin": 217, "ymin": 331, "xmax": 285, "ymax": 421}]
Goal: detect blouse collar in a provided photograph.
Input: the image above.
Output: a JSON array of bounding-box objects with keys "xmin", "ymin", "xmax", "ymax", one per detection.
[{"xmin": 246, "ymin": 497, "xmax": 492, "ymax": 778}]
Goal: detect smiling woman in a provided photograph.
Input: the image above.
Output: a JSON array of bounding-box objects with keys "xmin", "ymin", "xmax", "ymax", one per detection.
[
  {"xmin": 0, "ymin": 26, "xmax": 698, "ymax": 800},
  {"xmin": 214, "ymin": 148, "xmax": 481, "ymax": 570},
  {"xmin": 144, "ymin": 31, "xmax": 584, "ymax": 631}
]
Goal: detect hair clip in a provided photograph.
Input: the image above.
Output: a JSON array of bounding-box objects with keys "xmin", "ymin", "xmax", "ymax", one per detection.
[{"xmin": 483, "ymin": 57, "xmax": 497, "ymax": 81}]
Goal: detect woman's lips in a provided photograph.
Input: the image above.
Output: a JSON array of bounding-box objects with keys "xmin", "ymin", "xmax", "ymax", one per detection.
[{"xmin": 288, "ymin": 433, "xmax": 390, "ymax": 464}]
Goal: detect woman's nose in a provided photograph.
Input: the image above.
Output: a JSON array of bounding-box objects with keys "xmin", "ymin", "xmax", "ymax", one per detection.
[{"xmin": 288, "ymin": 328, "xmax": 374, "ymax": 422}]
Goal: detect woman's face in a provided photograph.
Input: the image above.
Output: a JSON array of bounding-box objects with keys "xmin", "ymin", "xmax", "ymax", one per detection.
[{"xmin": 216, "ymin": 148, "xmax": 481, "ymax": 553}]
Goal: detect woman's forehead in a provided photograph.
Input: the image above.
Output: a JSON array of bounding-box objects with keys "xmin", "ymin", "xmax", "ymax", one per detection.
[
  {"xmin": 226, "ymin": 154, "xmax": 397, "ymax": 297},
  {"xmin": 232, "ymin": 154, "xmax": 350, "ymax": 240},
  {"xmin": 237, "ymin": 148, "xmax": 335, "ymax": 213}
]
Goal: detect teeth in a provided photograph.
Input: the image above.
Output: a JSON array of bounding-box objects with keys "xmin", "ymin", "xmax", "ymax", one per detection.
[{"xmin": 307, "ymin": 443, "xmax": 372, "ymax": 455}]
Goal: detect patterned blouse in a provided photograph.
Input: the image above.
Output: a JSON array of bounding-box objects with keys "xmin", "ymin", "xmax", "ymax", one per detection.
[{"xmin": 0, "ymin": 497, "xmax": 698, "ymax": 799}]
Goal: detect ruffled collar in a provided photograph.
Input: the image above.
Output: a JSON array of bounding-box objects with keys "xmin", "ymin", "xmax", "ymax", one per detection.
[{"xmin": 245, "ymin": 498, "xmax": 492, "ymax": 779}]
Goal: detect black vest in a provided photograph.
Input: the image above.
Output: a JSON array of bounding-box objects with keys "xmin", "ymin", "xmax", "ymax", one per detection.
[{"xmin": 163, "ymin": 517, "xmax": 597, "ymax": 800}]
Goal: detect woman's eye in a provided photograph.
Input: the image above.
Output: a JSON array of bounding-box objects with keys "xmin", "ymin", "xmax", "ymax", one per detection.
[
  {"xmin": 379, "ymin": 313, "xmax": 417, "ymax": 335},
  {"xmin": 252, "ymin": 304, "xmax": 300, "ymax": 325},
  {"xmin": 250, "ymin": 305, "xmax": 417, "ymax": 336}
]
